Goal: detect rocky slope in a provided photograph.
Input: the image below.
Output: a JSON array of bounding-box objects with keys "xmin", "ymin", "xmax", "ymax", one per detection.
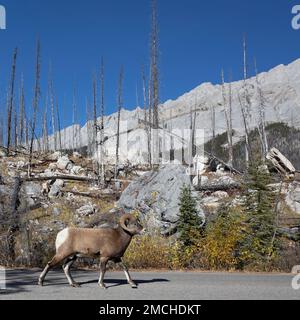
[{"xmin": 43, "ymin": 58, "xmax": 300, "ymax": 164}]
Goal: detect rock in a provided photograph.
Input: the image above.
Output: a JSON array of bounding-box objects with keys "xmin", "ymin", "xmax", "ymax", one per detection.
[
  {"xmin": 118, "ymin": 165, "xmax": 205, "ymax": 234},
  {"xmin": 286, "ymin": 183, "xmax": 300, "ymax": 214},
  {"xmin": 53, "ymin": 179, "xmax": 65, "ymax": 188},
  {"xmin": 48, "ymin": 163, "xmax": 57, "ymax": 171},
  {"xmin": 52, "ymin": 220, "xmax": 66, "ymax": 229},
  {"xmin": 70, "ymin": 166, "xmax": 85, "ymax": 175},
  {"xmin": 193, "ymin": 155, "xmax": 210, "ymax": 175},
  {"xmin": 216, "ymin": 164, "xmax": 226, "ymax": 175},
  {"xmin": 16, "ymin": 161, "xmax": 26, "ymax": 169},
  {"xmin": 47, "ymin": 151, "xmax": 62, "ymax": 161},
  {"xmin": 66, "ymin": 192, "xmax": 75, "ymax": 201},
  {"xmin": 48, "ymin": 185, "xmax": 62, "ymax": 198},
  {"xmin": 73, "ymin": 152, "xmax": 82, "ymax": 159},
  {"xmin": 76, "ymin": 204, "xmax": 96, "ymax": 216},
  {"xmin": 192, "ymin": 175, "xmax": 209, "ymax": 187},
  {"xmin": 200, "ymin": 174, "xmax": 239, "ymax": 189},
  {"xmin": 52, "ymin": 207, "xmax": 61, "ymax": 216},
  {"xmin": 212, "ymin": 191, "xmax": 229, "ymax": 199},
  {"xmin": 201, "ymin": 196, "xmax": 220, "ymax": 208},
  {"xmin": 0, "ymin": 149, "xmax": 7, "ymax": 157},
  {"xmin": 57, "ymin": 156, "xmax": 73, "ymax": 171},
  {"xmin": 42, "ymin": 181, "xmax": 51, "ymax": 195},
  {"xmin": 102, "ymin": 188, "xmax": 114, "ymax": 195},
  {"xmin": 21, "ymin": 182, "xmax": 42, "ymax": 198}
]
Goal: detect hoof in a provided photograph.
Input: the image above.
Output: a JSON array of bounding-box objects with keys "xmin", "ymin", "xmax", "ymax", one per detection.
[
  {"xmin": 99, "ymin": 283, "xmax": 107, "ymax": 290},
  {"xmin": 71, "ymin": 283, "xmax": 81, "ymax": 288},
  {"xmin": 38, "ymin": 280, "xmax": 44, "ymax": 287},
  {"xmin": 130, "ymin": 283, "xmax": 138, "ymax": 289}
]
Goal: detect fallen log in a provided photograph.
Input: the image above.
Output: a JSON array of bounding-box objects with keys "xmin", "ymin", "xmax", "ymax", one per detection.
[
  {"xmin": 22, "ymin": 175, "xmax": 98, "ymax": 183},
  {"xmin": 62, "ymin": 189, "xmax": 119, "ymax": 199},
  {"xmin": 22, "ymin": 175, "xmax": 133, "ymax": 184},
  {"xmin": 195, "ymin": 182, "xmax": 242, "ymax": 192}
]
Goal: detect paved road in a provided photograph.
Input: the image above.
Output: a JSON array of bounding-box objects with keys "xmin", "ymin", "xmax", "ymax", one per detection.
[{"xmin": 0, "ymin": 269, "xmax": 299, "ymax": 300}]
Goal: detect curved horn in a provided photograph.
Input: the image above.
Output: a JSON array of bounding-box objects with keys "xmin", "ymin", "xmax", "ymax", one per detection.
[{"xmin": 120, "ymin": 214, "xmax": 136, "ymax": 233}]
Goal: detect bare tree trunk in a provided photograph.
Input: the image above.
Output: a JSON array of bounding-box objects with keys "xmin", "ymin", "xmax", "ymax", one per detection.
[
  {"xmin": 148, "ymin": 64, "xmax": 152, "ymax": 167},
  {"xmin": 56, "ymin": 98, "xmax": 62, "ymax": 151},
  {"xmin": 28, "ymin": 39, "xmax": 41, "ymax": 177},
  {"xmin": 42, "ymin": 95, "xmax": 49, "ymax": 153},
  {"xmin": 241, "ymin": 35, "xmax": 251, "ymax": 165},
  {"xmin": 25, "ymin": 116, "xmax": 29, "ymax": 150},
  {"xmin": 86, "ymin": 98, "xmax": 93, "ymax": 157},
  {"xmin": 49, "ymin": 63, "xmax": 56, "ymax": 151},
  {"xmin": 115, "ymin": 66, "xmax": 124, "ymax": 186},
  {"xmin": 99, "ymin": 57, "xmax": 105, "ymax": 185},
  {"xmin": 221, "ymin": 69, "xmax": 233, "ymax": 166},
  {"xmin": 228, "ymin": 75, "xmax": 233, "ymax": 164},
  {"xmin": 150, "ymin": 0, "xmax": 160, "ymax": 165},
  {"xmin": 7, "ymin": 48, "xmax": 18, "ymax": 154},
  {"xmin": 254, "ymin": 58, "xmax": 269, "ymax": 160},
  {"xmin": 13, "ymin": 103, "xmax": 18, "ymax": 149},
  {"xmin": 18, "ymin": 75, "xmax": 25, "ymax": 147},
  {"xmin": 93, "ymin": 74, "xmax": 100, "ymax": 183},
  {"xmin": 72, "ymin": 86, "xmax": 77, "ymax": 152},
  {"xmin": 210, "ymin": 104, "xmax": 216, "ymax": 155},
  {"xmin": 142, "ymin": 65, "xmax": 151, "ymax": 166}
]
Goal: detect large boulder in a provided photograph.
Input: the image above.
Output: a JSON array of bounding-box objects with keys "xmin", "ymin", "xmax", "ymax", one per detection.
[
  {"xmin": 286, "ymin": 183, "xmax": 300, "ymax": 214},
  {"xmin": 118, "ymin": 165, "xmax": 205, "ymax": 235}
]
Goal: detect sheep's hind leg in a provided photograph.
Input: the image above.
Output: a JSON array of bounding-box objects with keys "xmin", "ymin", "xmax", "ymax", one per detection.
[
  {"xmin": 98, "ymin": 257, "xmax": 109, "ymax": 289},
  {"xmin": 63, "ymin": 256, "xmax": 80, "ymax": 288},
  {"xmin": 115, "ymin": 258, "xmax": 137, "ymax": 289},
  {"xmin": 38, "ymin": 253, "xmax": 68, "ymax": 286}
]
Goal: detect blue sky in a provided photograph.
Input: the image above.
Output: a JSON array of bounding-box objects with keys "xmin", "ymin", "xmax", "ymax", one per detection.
[{"xmin": 0, "ymin": 0, "xmax": 299, "ymax": 131}]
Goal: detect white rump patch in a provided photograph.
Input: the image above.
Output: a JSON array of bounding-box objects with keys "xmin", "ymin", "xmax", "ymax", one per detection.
[{"xmin": 56, "ymin": 228, "xmax": 69, "ymax": 251}]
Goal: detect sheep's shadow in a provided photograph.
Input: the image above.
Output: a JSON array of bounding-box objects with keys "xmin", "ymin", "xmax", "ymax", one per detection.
[{"xmin": 80, "ymin": 278, "xmax": 170, "ymax": 288}]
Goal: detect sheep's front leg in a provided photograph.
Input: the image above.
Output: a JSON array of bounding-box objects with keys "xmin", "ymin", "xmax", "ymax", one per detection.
[
  {"xmin": 63, "ymin": 256, "xmax": 80, "ymax": 288},
  {"xmin": 98, "ymin": 257, "xmax": 109, "ymax": 289},
  {"xmin": 116, "ymin": 258, "xmax": 137, "ymax": 289}
]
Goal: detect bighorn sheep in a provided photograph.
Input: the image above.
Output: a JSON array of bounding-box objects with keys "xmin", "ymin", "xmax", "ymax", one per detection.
[{"xmin": 38, "ymin": 214, "xmax": 144, "ymax": 289}]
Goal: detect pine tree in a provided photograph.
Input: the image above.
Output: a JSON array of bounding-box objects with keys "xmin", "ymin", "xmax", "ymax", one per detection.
[
  {"xmin": 177, "ymin": 185, "xmax": 202, "ymax": 247},
  {"xmin": 241, "ymin": 161, "xmax": 278, "ymax": 266}
]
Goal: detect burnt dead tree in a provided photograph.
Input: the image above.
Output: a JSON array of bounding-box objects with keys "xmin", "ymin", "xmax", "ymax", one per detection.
[
  {"xmin": 48, "ymin": 63, "xmax": 57, "ymax": 151},
  {"xmin": 6, "ymin": 48, "xmax": 18, "ymax": 154},
  {"xmin": 115, "ymin": 66, "xmax": 124, "ymax": 188},
  {"xmin": 28, "ymin": 39, "xmax": 41, "ymax": 177},
  {"xmin": 18, "ymin": 75, "xmax": 25, "ymax": 148},
  {"xmin": 221, "ymin": 69, "xmax": 233, "ymax": 166},
  {"xmin": 254, "ymin": 58, "xmax": 269, "ymax": 160},
  {"xmin": 99, "ymin": 57, "xmax": 105, "ymax": 185},
  {"xmin": 150, "ymin": 0, "xmax": 160, "ymax": 165},
  {"xmin": 239, "ymin": 36, "xmax": 252, "ymax": 166}
]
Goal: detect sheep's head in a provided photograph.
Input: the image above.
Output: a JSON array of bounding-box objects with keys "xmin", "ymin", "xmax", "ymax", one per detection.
[{"xmin": 120, "ymin": 214, "xmax": 144, "ymax": 236}]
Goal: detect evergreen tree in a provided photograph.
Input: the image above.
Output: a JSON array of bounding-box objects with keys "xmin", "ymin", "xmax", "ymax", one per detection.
[
  {"xmin": 240, "ymin": 161, "xmax": 278, "ymax": 266},
  {"xmin": 178, "ymin": 185, "xmax": 202, "ymax": 247}
]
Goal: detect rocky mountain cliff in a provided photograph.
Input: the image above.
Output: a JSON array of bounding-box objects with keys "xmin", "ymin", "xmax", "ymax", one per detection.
[{"xmin": 43, "ymin": 58, "xmax": 300, "ymax": 165}]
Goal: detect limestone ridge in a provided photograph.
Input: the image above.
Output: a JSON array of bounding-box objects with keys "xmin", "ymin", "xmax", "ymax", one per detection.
[{"xmin": 44, "ymin": 59, "xmax": 300, "ymax": 164}]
